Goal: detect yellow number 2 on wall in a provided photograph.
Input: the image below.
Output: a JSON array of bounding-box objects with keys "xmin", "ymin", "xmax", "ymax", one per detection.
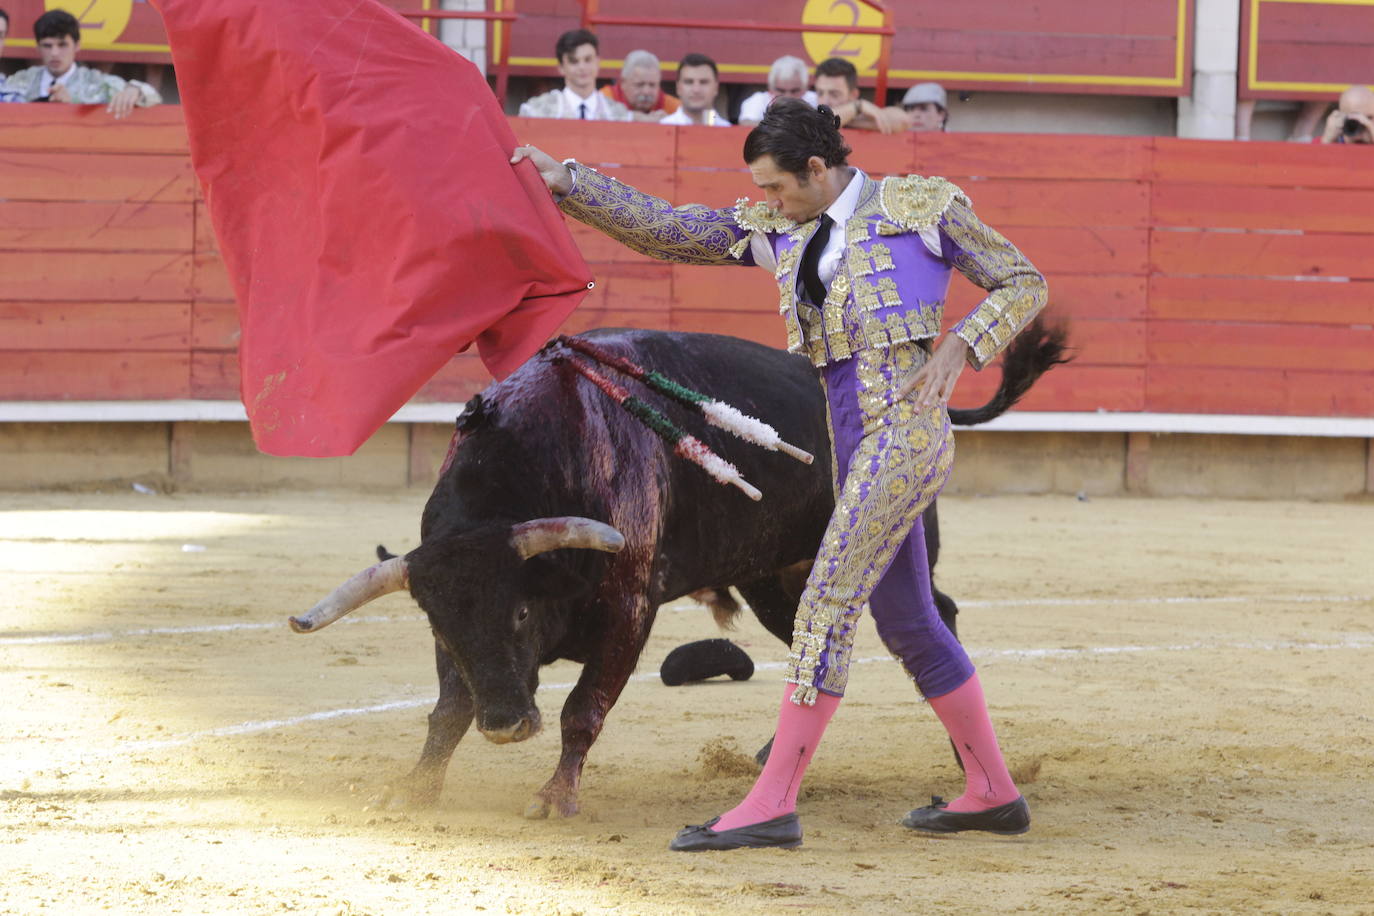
[
  {"xmin": 45, "ymin": 0, "xmax": 134, "ymax": 48},
  {"xmin": 801, "ymin": 0, "xmax": 883, "ymax": 74}
]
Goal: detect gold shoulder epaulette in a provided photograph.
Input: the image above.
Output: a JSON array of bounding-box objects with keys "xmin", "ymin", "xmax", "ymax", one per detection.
[
  {"xmin": 878, "ymin": 176, "xmax": 968, "ymax": 230},
  {"xmin": 733, "ymin": 198, "xmax": 797, "ymax": 234}
]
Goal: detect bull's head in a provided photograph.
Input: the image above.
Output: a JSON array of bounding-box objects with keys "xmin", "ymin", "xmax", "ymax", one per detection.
[{"xmin": 290, "ymin": 517, "xmax": 624, "ymax": 743}]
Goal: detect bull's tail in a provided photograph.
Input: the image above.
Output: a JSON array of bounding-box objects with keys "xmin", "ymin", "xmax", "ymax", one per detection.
[
  {"xmin": 947, "ymin": 315, "xmax": 1073, "ymax": 426},
  {"xmin": 689, "ymin": 587, "xmax": 742, "ymax": 630}
]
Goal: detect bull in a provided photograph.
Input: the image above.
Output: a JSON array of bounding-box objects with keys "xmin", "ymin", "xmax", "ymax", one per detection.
[{"xmin": 290, "ymin": 324, "xmax": 1068, "ymax": 818}]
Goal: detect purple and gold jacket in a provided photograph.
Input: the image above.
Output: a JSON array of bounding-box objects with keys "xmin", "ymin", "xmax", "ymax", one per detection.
[{"xmin": 558, "ymin": 164, "xmax": 1046, "ymax": 371}]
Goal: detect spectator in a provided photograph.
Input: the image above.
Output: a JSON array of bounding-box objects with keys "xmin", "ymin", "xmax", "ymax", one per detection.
[
  {"xmin": 601, "ymin": 49, "xmax": 679, "ymax": 123},
  {"xmin": 1318, "ymin": 85, "xmax": 1374, "ymax": 144},
  {"xmin": 0, "ymin": 8, "xmax": 21, "ymax": 103},
  {"xmin": 901, "ymin": 82, "xmax": 949, "ymax": 132},
  {"xmin": 1, "ymin": 9, "xmax": 160, "ymax": 117},
  {"xmin": 661, "ymin": 53, "xmax": 730, "ymax": 127},
  {"xmin": 737, "ymin": 55, "xmax": 817, "ymax": 126},
  {"xmin": 518, "ymin": 29, "xmax": 630, "ymax": 121},
  {"xmin": 812, "ymin": 57, "xmax": 907, "ymax": 134}
]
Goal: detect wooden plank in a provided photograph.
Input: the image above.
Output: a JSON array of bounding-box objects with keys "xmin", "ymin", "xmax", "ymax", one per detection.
[
  {"xmin": 1, "ymin": 302, "xmax": 190, "ymax": 351},
  {"xmin": 190, "ymin": 351, "xmax": 239, "ymax": 400},
  {"xmin": 915, "ymin": 134, "xmax": 1154, "ymax": 181},
  {"xmin": 669, "ymin": 308, "xmax": 786, "ymax": 349},
  {"xmin": 414, "ymin": 355, "xmax": 491, "ymax": 403},
  {"xmin": 0, "ymin": 351, "xmax": 190, "ymax": 400},
  {"xmin": 0, "ymin": 151, "xmax": 197, "ymax": 203},
  {"xmin": 950, "ymin": 365, "xmax": 1146, "ymax": 413},
  {"xmin": 1148, "ymin": 276, "xmax": 1374, "ymax": 326},
  {"xmin": 194, "ymin": 200, "xmax": 219, "ymax": 255},
  {"xmin": 511, "ymin": 118, "xmax": 676, "ymax": 168},
  {"xmin": 671, "ymin": 263, "xmax": 779, "ymax": 312},
  {"xmin": 1146, "ymin": 366, "xmax": 1374, "ymax": 417},
  {"xmin": 1150, "ymin": 230, "xmax": 1374, "ymax": 280},
  {"xmin": 0, "ymin": 201, "xmax": 194, "ymax": 252},
  {"xmin": 0, "ymin": 252, "xmax": 195, "ymax": 302},
  {"xmin": 191, "ymin": 301, "xmax": 241, "ymax": 350},
  {"xmin": 673, "ymin": 125, "xmax": 754, "ymax": 171},
  {"xmin": 193, "ymin": 253, "xmax": 235, "ymax": 302},
  {"xmin": 1055, "ymin": 319, "xmax": 1147, "ymax": 366},
  {"xmin": 582, "ymin": 262, "xmax": 674, "ymax": 312},
  {"xmin": 1147, "ymin": 321, "xmax": 1374, "ymax": 373},
  {"xmin": 960, "ymin": 179, "xmax": 1151, "ymax": 228},
  {"xmin": 1153, "ymin": 138, "xmax": 1374, "ymax": 190},
  {"xmin": 1152, "ymin": 183, "xmax": 1374, "ymax": 233},
  {"xmin": 947, "ymin": 274, "xmax": 1148, "ymax": 321},
  {"xmin": 562, "ymin": 309, "xmax": 665, "ymax": 335},
  {"xmin": 994, "ymin": 226, "xmax": 1149, "ymax": 276},
  {"xmin": 0, "ymin": 105, "xmax": 190, "ymax": 154},
  {"xmin": 835, "ymin": 132, "xmax": 917, "ymax": 178},
  {"xmin": 675, "ymin": 170, "xmax": 764, "ymax": 208}
]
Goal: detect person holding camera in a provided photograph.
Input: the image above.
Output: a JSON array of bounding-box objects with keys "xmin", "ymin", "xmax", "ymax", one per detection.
[{"xmin": 1319, "ymin": 85, "xmax": 1374, "ymax": 144}]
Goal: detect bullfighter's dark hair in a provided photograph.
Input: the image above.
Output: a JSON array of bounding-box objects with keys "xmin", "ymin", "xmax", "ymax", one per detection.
[
  {"xmin": 814, "ymin": 57, "xmax": 858, "ymax": 91},
  {"xmin": 34, "ymin": 8, "xmax": 80, "ymax": 42},
  {"xmin": 555, "ymin": 28, "xmax": 598, "ymax": 64},
  {"xmin": 0, "ymin": 8, "xmax": 10, "ymax": 28},
  {"xmin": 742, "ymin": 97, "xmax": 851, "ymax": 178},
  {"xmin": 677, "ymin": 52, "xmax": 718, "ymax": 79}
]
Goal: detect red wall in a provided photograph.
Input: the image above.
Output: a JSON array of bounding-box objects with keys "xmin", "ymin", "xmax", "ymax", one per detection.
[{"xmin": 2, "ymin": 106, "xmax": 1372, "ymax": 417}]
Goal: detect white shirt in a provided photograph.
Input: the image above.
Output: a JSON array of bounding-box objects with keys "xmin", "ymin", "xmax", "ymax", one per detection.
[
  {"xmin": 660, "ymin": 108, "xmax": 731, "ymax": 127},
  {"xmin": 738, "ymin": 89, "xmax": 818, "ymax": 124},
  {"xmin": 749, "ymin": 169, "xmax": 943, "ymax": 286},
  {"xmin": 561, "ymin": 86, "xmax": 612, "ymax": 120},
  {"xmin": 38, "ymin": 66, "xmax": 76, "ymax": 98}
]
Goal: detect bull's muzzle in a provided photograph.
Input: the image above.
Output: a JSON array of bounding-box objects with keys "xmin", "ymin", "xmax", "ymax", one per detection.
[{"xmin": 478, "ymin": 708, "xmax": 542, "ymax": 744}]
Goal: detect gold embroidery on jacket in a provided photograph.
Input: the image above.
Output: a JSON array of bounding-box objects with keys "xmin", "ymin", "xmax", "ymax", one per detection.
[
  {"xmin": 734, "ymin": 199, "xmax": 797, "ymax": 234},
  {"xmin": 879, "ymin": 175, "xmax": 967, "ymax": 230},
  {"xmin": 869, "ymin": 242, "xmax": 895, "ymax": 272}
]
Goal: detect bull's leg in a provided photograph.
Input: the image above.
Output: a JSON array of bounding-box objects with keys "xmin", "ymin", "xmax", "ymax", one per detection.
[
  {"xmin": 525, "ymin": 601, "xmax": 654, "ymax": 820},
  {"xmin": 369, "ymin": 639, "xmax": 474, "ymax": 810}
]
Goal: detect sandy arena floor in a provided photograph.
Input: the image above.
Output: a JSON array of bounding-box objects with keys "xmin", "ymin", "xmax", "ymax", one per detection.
[{"xmin": 2, "ymin": 489, "xmax": 1372, "ymax": 915}]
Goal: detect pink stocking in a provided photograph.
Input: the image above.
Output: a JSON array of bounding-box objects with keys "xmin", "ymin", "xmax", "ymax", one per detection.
[
  {"xmin": 712, "ymin": 685, "xmax": 841, "ymax": 831},
  {"xmin": 926, "ymin": 672, "xmax": 1019, "ymax": 812}
]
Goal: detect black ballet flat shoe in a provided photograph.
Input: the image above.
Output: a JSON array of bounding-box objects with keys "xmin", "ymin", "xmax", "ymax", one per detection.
[
  {"xmin": 899, "ymin": 795, "xmax": 1030, "ymax": 836},
  {"xmin": 668, "ymin": 813, "xmax": 803, "ymax": 852}
]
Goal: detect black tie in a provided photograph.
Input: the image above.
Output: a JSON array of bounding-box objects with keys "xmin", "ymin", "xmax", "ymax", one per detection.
[
  {"xmin": 578, "ymin": 101, "xmax": 588, "ymax": 120},
  {"xmin": 800, "ymin": 213, "xmax": 833, "ymax": 306}
]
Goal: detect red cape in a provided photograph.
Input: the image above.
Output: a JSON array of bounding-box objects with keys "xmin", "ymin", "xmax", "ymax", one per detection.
[{"xmin": 153, "ymin": 0, "xmax": 592, "ymax": 456}]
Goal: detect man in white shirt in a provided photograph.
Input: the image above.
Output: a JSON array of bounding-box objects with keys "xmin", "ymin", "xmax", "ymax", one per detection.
[
  {"xmin": 660, "ymin": 53, "xmax": 731, "ymax": 127},
  {"xmin": 1, "ymin": 9, "xmax": 160, "ymax": 117},
  {"xmin": 517, "ymin": 29, "xmax": 631, "ymax": 121},
  {"xmin": 736, "ymin": 55, "xmax": 817, "ymax": 126}
]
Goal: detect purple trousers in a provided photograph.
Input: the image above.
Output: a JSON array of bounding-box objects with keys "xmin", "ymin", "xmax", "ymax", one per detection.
[{"xmin": 800, "ymin": 350, "xmax": 975, "ymax": 701}]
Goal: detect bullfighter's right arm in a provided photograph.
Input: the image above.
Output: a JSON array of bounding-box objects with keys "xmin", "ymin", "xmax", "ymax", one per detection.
[{"xmin": 558, "ymin": 163, "xmax": 755, "ymax": 266}]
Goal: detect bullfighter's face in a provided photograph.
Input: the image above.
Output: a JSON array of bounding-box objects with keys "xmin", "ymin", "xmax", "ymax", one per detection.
[{"xmin": 748, "ymin": 153, "xmax": 832, "ymax": 224}]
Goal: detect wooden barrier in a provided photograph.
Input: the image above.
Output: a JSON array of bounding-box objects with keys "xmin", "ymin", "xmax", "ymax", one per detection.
[{"xmin": 2, "ymin": 106, "xmax": 1372, "ymax": 420}]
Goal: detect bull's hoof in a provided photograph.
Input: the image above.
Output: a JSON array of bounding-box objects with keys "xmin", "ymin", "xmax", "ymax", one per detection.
[
  {"xmin": 523, "ymin": 793, "xmax": 579, "ymax": 820},
  {"xmin": 366, "ymin": 778, "xmax": 442, "ymax": 811}
]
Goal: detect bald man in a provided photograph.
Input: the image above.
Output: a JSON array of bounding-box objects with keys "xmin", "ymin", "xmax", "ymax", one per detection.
[{"xmin": 1319, "ymin": 85, "xmax": 1374, "ymax": 144}]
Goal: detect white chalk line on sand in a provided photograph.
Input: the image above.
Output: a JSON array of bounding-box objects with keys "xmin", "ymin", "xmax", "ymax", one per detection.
[
  {"xmin": 3, "ymin": 593, "xmax": 1371, "ymax": 647},
  {"xmin": 26, "ymin": 631, "xmax": 1374, "ymax": 768}
]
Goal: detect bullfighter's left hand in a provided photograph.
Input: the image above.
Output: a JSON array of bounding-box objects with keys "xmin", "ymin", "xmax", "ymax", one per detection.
[
  {"xmin": 107, "ymin": 85, "xmax": 140, "ymax": 119},
  {"xmin": 898, "ymin": 333, "xmax": 970, "ymax": 408}
]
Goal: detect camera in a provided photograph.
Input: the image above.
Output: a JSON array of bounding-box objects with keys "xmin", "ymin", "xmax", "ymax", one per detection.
[{"xmin": 1342, "ymin": 117, "xmax": 1368, "ymax": 139}]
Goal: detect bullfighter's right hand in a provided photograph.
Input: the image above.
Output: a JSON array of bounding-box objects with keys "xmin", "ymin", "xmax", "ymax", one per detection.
[{"xmin": 511, "ymin": 145, "xmax": 573, "ymax": 196}]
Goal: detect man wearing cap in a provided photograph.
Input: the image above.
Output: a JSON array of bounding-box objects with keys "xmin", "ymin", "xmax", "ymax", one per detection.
[{"xmin": 902, "ymin": 82, "xmax": 949, "ymax": 132}]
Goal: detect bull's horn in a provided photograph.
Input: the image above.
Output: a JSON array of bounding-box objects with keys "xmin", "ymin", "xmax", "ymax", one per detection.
[
  {"xmin": 510, "ymin": 517, "xmax": 626, "ymax": 560},
  {"xmin": 289, "ymin": 556, "xmax": 409, "ymax": 634}
]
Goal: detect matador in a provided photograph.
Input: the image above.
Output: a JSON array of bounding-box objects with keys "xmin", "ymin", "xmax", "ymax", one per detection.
[{"xmin": 514, "ymin": 98, "xmax": 1048, "ymax": 851}]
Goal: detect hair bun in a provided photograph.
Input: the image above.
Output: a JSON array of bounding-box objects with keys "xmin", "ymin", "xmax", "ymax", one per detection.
[{"xmin": 816, "ymin": 104, "xmax": 842, "ymax": 130}]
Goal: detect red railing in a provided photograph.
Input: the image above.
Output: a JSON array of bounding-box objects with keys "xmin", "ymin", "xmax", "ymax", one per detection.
[
  {"xmin": 396, "ymin": 3, "xmax": 520, "ymax": 106},
  {"xmin": 578, "ymin": 0, "xmax": 896, "ymax": 103}
]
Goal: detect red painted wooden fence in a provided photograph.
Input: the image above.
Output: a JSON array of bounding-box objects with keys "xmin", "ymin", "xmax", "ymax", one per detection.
[{"xmin": 2, "ymin": 106, "xmax": 1371, "ymax": 418}]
